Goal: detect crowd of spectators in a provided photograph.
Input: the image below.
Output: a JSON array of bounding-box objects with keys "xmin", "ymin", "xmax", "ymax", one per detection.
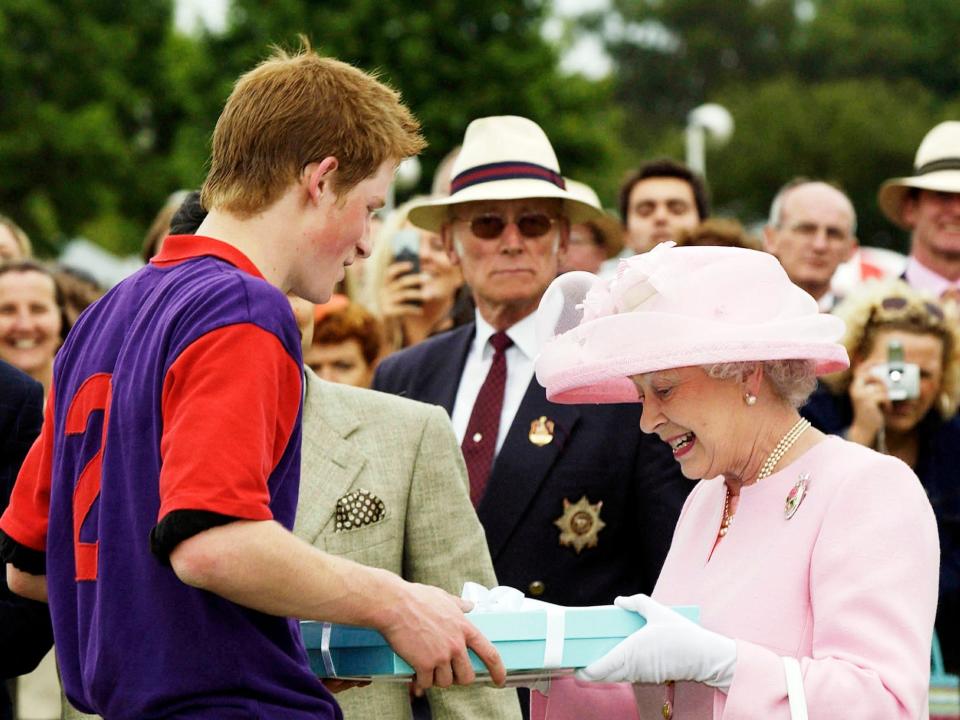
[{"xmin": 2, "ymin": 95, "xmax": 959, "ymax": 719}]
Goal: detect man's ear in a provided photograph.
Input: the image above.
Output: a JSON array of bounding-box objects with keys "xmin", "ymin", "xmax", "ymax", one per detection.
[
  {"xmin": 900, "ymin": 195, "xmax": 919, "ymax": 229},
  {"xmin": 843, "ymin": 236, "xmax": 859, "ymax": 263},
  {"xmin": 303, "ymin": 157, "xmax": 339, "ymax": 203},
  {"xmin": 442, "ymin": 224, "xmax": 461, "ymax": 266},
  {"xmin": 762, "ymin": 225, "xmax": 779, "ymax": 254}
]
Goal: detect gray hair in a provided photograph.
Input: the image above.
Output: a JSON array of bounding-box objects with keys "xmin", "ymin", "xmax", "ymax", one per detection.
[{"xmin": 704, "ymin": 360, "xmax": 818, "ymax": 408}]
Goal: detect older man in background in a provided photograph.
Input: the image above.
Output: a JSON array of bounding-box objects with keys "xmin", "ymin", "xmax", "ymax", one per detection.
[
  {"xmin": 763, "ymin": 179, "xmax": 858, "ymax": 311},
  {"xmin": 373, "ymin": 115, "xmax": 690, "ymax": 717},
  {"xmin": 374, "ymin": 114, "xmax": 688, "ymax": 617}
]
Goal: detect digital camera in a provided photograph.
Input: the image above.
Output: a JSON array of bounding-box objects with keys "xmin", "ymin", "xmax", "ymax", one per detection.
[{"xmin": 869, "ymin": 340, "xmax": 920, "ymax": 401}]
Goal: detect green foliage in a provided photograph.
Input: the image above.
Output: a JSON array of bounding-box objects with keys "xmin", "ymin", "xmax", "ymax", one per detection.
[
  {"xmin": 3, "ymin": 0, "xmax": 958, "ymax": 257},
  {"xmin": 596, "ymin": 0, "xmax": 960, "ymax": 247},
  {"xmin": 0, "ymin": 0, "xmax": 183, "ymax": 255},
  {"xmin": 201, "ymin": 0, "xmax": 624, "ymax": 204}
]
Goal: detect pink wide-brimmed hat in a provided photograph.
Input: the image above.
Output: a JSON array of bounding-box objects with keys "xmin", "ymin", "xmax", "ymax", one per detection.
[{"xmin": 535, "ymin": 243, "xmax": 849, "ymax": 404}]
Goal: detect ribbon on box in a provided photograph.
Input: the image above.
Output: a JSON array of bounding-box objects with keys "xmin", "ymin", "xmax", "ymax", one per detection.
[
  {"xmin": 320, "ymin": 622, "xmax": 336, "ymax": 677},
  {"xmin": 461, "ymin": 582, "xmax": 567, "ymax": 671}
]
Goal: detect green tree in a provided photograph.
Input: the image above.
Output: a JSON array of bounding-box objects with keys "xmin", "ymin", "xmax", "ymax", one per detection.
[
  {"xmin": 590, "ymin": 0, "xmax": 960, "ymax": 245},
  {"xmin": 0, "ymin": 0, "xmax": 191, "ymax": 255},
  {"xmin": 200, "ymin": 0, "xmax": 626, "ymax": 204}
]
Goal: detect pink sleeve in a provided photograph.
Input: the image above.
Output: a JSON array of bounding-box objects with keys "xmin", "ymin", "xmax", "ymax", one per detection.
[{"xmin": 722, "ymin": 457, "xmax": 938, "ymax": 719}]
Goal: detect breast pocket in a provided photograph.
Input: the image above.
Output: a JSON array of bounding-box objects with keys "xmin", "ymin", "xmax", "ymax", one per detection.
[{"xmin": 320, "ymin": 518, "xmax": 401, "ymax": 570}]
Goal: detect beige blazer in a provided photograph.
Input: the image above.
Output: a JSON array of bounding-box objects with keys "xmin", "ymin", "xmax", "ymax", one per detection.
[{"xmin": 295, "ymin": 370, "xmax": 521, "ymax": 720}]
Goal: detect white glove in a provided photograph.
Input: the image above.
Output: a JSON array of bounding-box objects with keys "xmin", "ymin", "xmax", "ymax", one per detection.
[{"xmin": 576, "ymin": 594, "xmax": 737, "ymax": 690}]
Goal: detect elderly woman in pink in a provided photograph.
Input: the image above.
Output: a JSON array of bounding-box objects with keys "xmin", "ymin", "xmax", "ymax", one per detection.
[{"xmin": 534, "ymin": 243, "xmax": 938, "ymax": 719}]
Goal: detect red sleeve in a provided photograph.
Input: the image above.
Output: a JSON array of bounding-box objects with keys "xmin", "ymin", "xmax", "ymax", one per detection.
[
  {"xmin": 159, "ymin": 323, "xmax": 302, "ymax": 522},
  {"xmin": 0, "ymin": 388, "xmax": 56, "ymax": 552}
]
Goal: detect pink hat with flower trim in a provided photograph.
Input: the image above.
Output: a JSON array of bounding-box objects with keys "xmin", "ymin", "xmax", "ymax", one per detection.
[{"xmin": 535, "ymin": 243, "xmax": 849, "ymax": 404}]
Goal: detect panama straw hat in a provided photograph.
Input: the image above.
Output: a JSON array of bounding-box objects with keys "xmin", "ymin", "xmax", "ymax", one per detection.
[
  {"xmin": 878, "ymin": 121, "xmax": 960, "ymax": 229},
  {"xmin": 534, "ymin": 243, "xmax": 849, "ymax": 404},
  {"xmin": 407, "ymin": 116, "xmax": 602, "ymax": 232},
  {"xmin": 565, "ymin": 179, "xmax": 624, "ymax": 259}
]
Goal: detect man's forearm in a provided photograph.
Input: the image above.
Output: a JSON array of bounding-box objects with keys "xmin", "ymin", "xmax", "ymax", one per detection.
[{"xmin": 169, "ymin": 519, "xmax": 401, "ymax": 627}]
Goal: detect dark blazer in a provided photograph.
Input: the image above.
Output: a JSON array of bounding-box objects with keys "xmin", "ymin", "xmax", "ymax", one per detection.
[
  {"xmin": 373, "ymin": 324, "xmax": 691, "ymax": 607},
  {"xmin": 0, "ymin": 361, "xmax": 52, "ymax": 719}
]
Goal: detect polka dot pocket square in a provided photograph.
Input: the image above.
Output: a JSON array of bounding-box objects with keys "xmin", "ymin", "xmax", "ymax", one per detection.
[{"xmin": 335, "ymin": 489, "xmax": 386, "ymax": 532}]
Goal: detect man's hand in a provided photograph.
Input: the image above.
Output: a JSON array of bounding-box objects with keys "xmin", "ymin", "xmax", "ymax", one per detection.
[
  {"xmin": 378, "ymin": 579, "xmax": 506, "ymax": 693},
  {"xmin": 322, "ymin": 679, "xmax": 371, "ymax": 694}
]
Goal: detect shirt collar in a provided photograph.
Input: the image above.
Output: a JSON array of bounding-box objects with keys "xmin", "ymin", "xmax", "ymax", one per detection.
[
  {"xmin": 473, "ymin": 309, "xmax": 539, "ymax": 361},
  {"xmin": 816, "ymin": 291, "xmax": 836, "ymax": 313},
  {"xmin": 905, "ymin": 255, "xmax": 958, "ymax": 297},
  {"xmin": 151, "ymin": 235, "xmax": 265, "ymax": 280}
]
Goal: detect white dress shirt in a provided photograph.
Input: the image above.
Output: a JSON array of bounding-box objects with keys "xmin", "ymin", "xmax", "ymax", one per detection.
[{"xmin": 451, "ymin": 310, "xmax": 540, "ymax": 456}]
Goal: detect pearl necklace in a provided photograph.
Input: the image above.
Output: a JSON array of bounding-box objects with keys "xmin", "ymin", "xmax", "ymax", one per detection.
[{"xmin": 718, "ymin": 418, "xmax": 811, "ymax": 538}]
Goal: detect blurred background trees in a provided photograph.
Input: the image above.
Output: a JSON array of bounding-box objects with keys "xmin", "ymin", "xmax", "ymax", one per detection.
[{"xmin": 0, "ymin": 0, "xmax": 958, "ymax": 257}]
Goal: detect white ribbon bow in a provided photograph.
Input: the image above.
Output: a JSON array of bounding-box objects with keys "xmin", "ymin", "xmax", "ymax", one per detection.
[{"xmin": 461, "ymin": 583, "xmax": 567, "ymax": 670}]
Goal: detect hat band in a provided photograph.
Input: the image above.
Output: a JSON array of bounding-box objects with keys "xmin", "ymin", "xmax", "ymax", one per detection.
[
  {"xmin": 451, "ymin": 161, "xmax": 566, "ymax": 195},
  {"xmin": 916, "ymin": 157, "xmax": 960, "ymax": 175}
]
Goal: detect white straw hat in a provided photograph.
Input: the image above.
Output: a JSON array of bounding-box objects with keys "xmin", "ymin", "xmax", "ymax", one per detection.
[
  {"xmin": 407, "ymin": 116, "xmax": 602, "ymax": 232},
  {"xmin": 878, "ymin": 121, "xmax": 960, "ymax": 228},
  {"xmin": 565, "ymin": 179, "xmax": 624, "ymax": 258}
]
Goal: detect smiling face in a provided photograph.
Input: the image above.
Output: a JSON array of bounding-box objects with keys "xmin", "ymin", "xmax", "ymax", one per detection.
[
  {"xmin": 632, "ymin": 366, "xmax": 752, "ymax": 480},
  {"xmin": 445, "ymin": 197, "xmax": 566, "ymax": 324},
  {"xmin": 0, "ymin": 269, "xmax": 63, "ymax": 379},
  {"xmin": 902, "ymin": 189, "xmax": 960, "ymax": 269},
  {"xmin": 291, "ymin": 159, "xmax": 395, "ymax": 304},
  {"xmin": 856, "ymin": 328, "xmax": 944, "ymax": 433}
]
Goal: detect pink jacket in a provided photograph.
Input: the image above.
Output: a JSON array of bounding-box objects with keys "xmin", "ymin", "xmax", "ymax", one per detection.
[{"xmin": 537, "ymin": 436, "xmax": 939, "ymax": 719}]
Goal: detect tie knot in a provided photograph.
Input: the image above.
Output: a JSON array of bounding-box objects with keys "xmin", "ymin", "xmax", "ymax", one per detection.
[{"xmin": 490, "ymin": 331, "xmax": 513, "ymax": 354}]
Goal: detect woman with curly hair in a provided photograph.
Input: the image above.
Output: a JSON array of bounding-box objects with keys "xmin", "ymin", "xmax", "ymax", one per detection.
[{"xmin": 802, "ymin": 278, "xmax": 960, "ymax": 672}]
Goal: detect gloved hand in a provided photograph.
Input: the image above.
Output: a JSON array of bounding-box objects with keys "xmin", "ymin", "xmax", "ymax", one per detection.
[{"xmin": 576, "ymin": 594, "xmax": 737, "ymax": 690}]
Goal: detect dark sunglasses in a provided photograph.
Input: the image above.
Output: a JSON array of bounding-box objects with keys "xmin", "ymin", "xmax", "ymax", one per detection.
[
  {"xmin": 879, "ymin": 295, "xmax": 945, "ymax": 321},
  {"xmin": 460, "ymin": 212, "xmax": 557, "ymax": 240}
]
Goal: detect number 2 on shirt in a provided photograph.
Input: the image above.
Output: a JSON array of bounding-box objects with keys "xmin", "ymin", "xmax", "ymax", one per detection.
[{"xmin": 65, "ymin": 373, "xmax": 112, "ymax": 581}]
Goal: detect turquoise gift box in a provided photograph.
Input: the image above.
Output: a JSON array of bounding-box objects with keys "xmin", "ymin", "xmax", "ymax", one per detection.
[{"xmin": 301, "ymin": 605, "xmax": 700, "ymax": 678}]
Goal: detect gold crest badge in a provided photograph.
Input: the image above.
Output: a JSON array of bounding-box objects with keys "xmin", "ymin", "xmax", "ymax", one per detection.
[
  {"xmin": 528, "ymin": 416, "xmax": 555, "ymax": 446},
  {"xmin": 554, "ymin": 495, "xmax": 606, "ymax": 553}
]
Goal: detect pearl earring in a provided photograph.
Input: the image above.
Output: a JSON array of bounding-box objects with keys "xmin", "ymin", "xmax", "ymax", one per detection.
[{"xmin": 745, "ymin": 393, "xmax": 757, "ymax": 406}]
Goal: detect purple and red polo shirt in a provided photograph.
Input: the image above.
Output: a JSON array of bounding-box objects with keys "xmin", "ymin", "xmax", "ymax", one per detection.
[{"xmin": 0, "ymin": 236, "xmax": 338, "ymax": 719}]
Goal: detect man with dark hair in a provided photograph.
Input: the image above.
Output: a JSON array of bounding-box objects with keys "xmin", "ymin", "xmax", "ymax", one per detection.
[
  {"xmin": 601, "ymin": 158, "xmax": 709, "ymax": 277},
  {"xmin": 621, "ymin": 159, "xmax": 709, "ymax": 249}
]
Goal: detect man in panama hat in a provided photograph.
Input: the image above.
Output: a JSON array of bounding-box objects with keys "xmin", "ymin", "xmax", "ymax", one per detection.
[
  {"xmin": 374, "ymin": 114, "xmax": 689, "ymax": 613},
  {"xmin": 878, "ymin": 121, "xmax": 960, "ymax": 297}
]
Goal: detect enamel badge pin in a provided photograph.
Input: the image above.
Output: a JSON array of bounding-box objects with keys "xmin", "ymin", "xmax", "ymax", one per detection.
[
  {"xmin": 554, "ymin": 495, "xmax": 605, "ymax": 553},
  {"xmin": 784, "ymin": 473, "xmax": 809, "ymax": 520},
  {"xmin": 528, "ymin": 416, "xmax": 555, "ymax": 446}
]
